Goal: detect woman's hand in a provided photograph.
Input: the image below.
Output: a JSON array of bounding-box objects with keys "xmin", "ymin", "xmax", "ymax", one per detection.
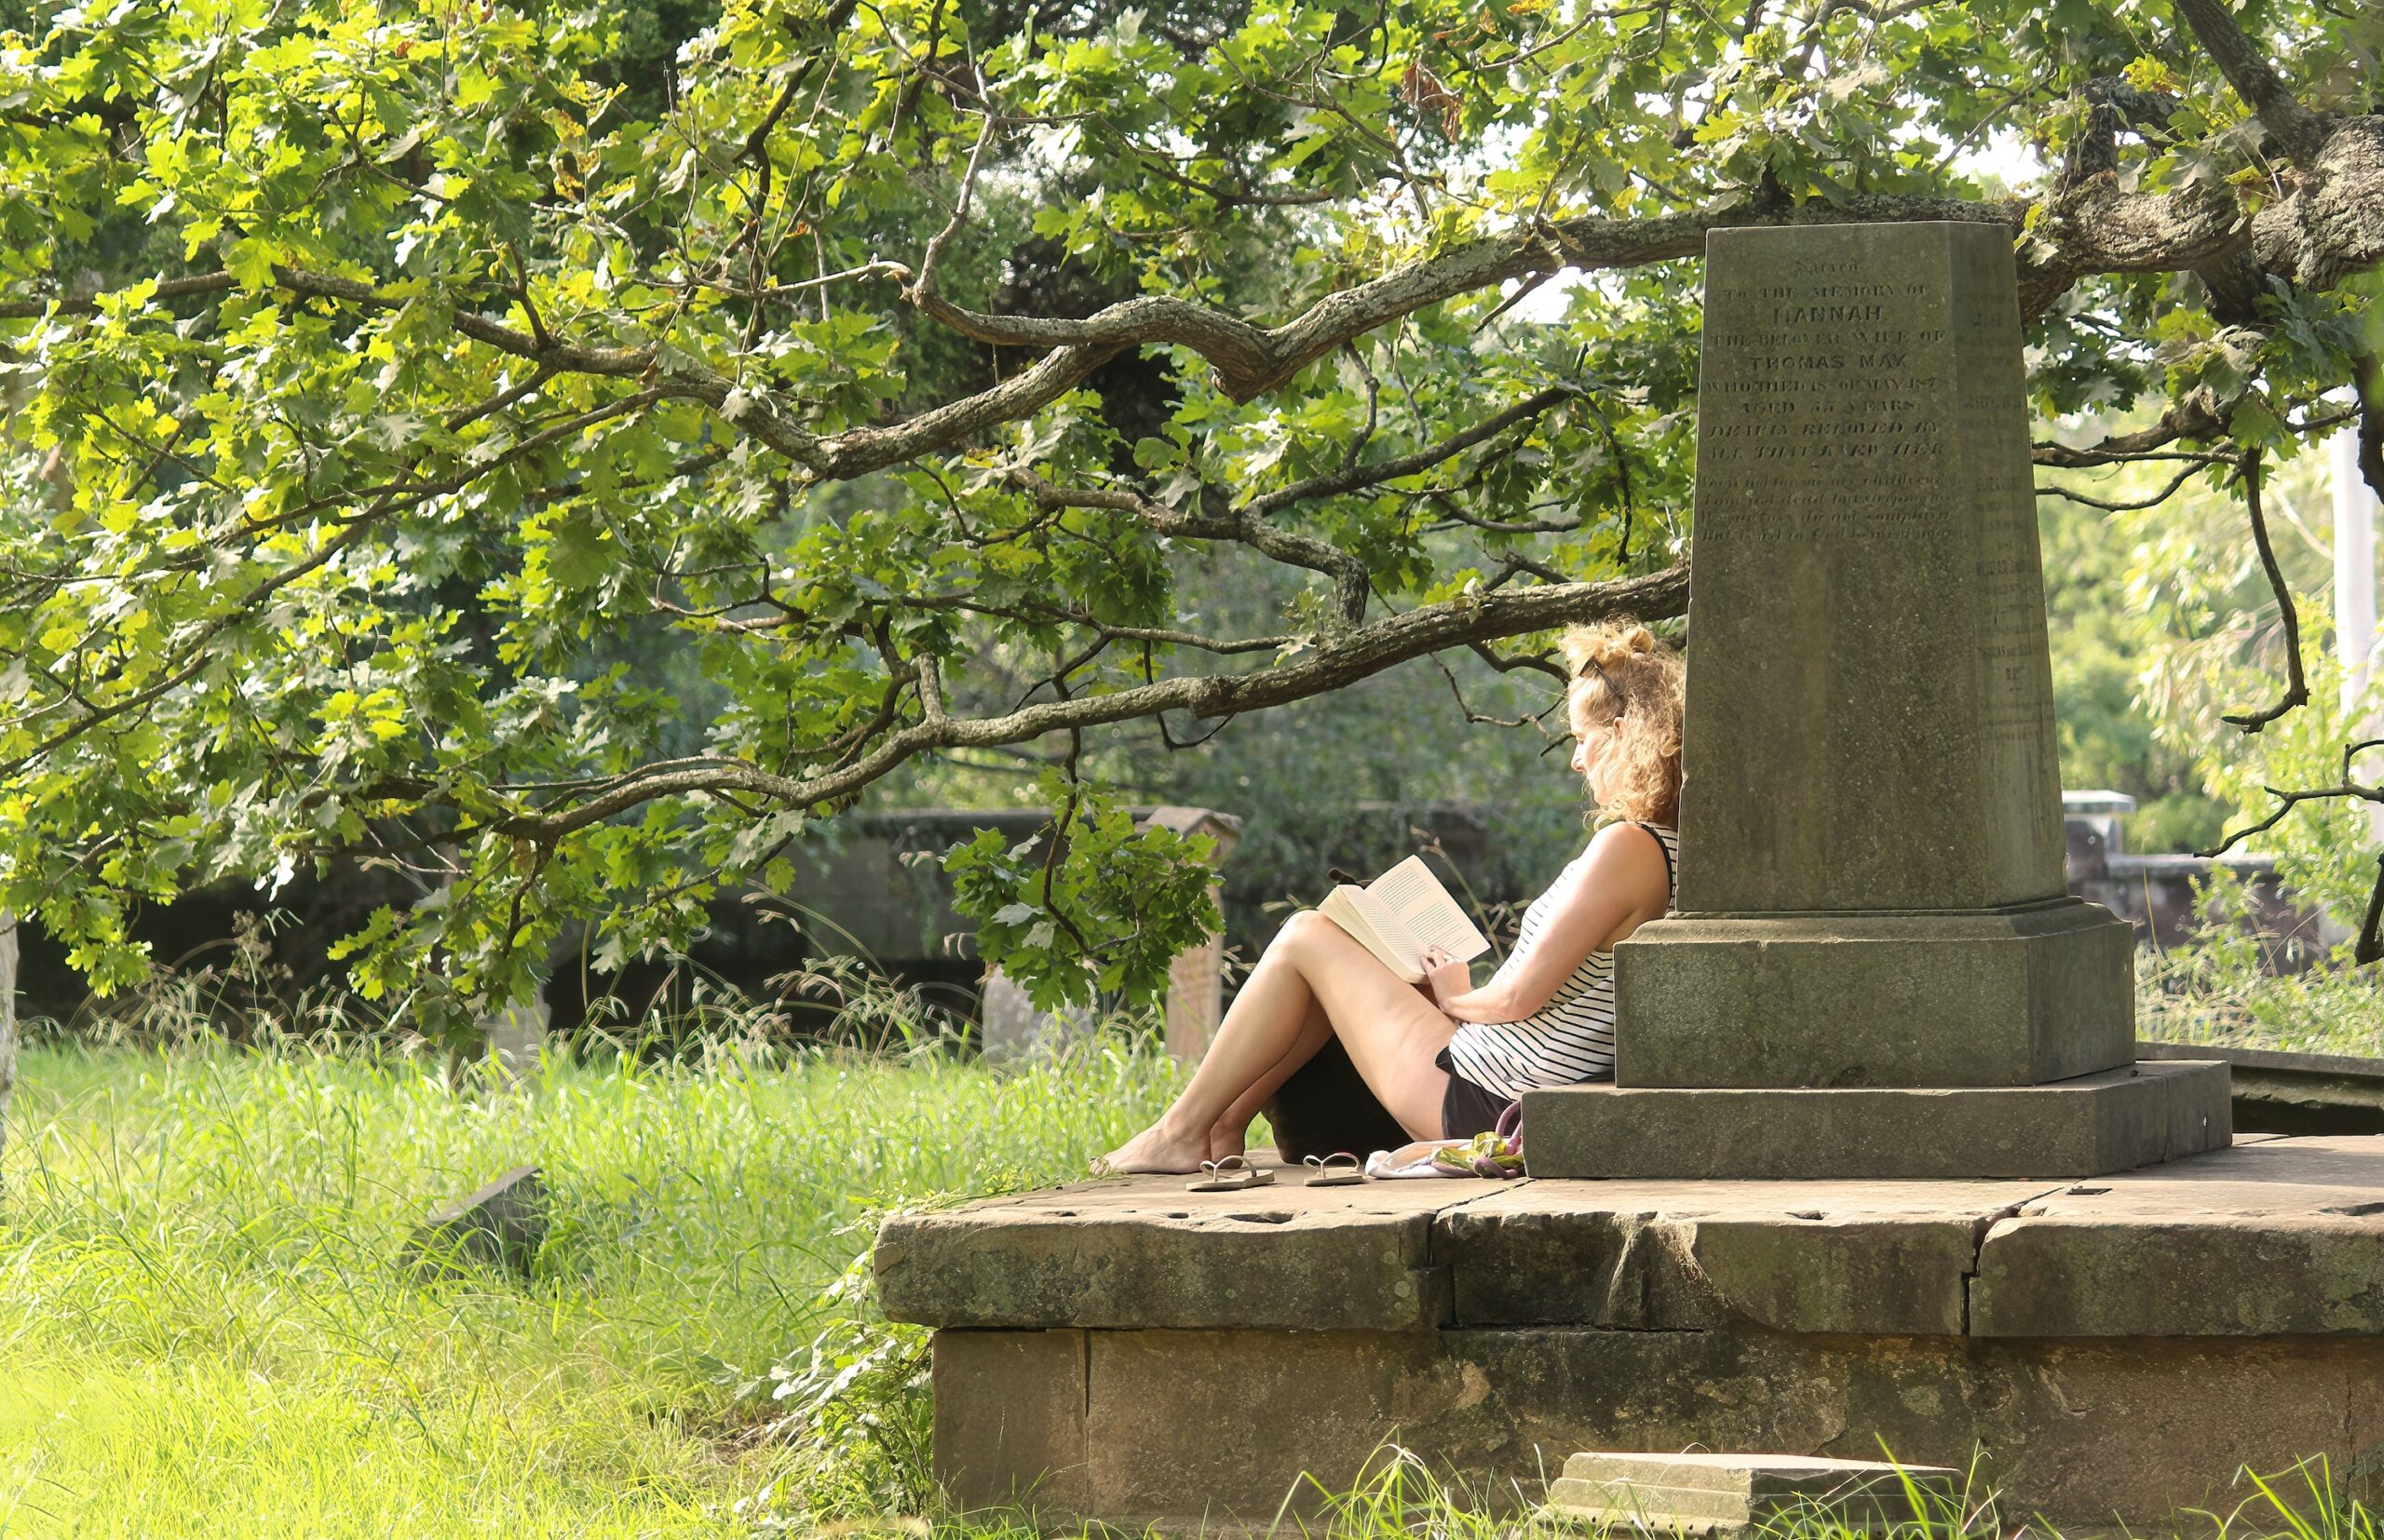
[{"xmin": 1417, "ymin": 946, "xmax": 1471, "ymax": 1015}]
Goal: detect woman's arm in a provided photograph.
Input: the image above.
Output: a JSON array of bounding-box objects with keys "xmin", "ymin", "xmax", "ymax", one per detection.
[{"xmin": 1423, "ymin": 823, "xmax": 1670, "ymax": 1024}]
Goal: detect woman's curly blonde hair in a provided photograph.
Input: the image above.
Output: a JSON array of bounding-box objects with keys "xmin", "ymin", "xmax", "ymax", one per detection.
[{"xmin": 1559, "ymin": 618, "xmax": 1686, "ymax": 828}]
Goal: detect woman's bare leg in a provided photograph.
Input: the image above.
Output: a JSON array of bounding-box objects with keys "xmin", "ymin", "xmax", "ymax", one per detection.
[
  {"xmin": 1099, "ymin": 912, "xmax": 1459, "ymax": 1173},
  {"xmin": 1206, "ymin": 999, "xmax": 1331, "ymax": 1162}
]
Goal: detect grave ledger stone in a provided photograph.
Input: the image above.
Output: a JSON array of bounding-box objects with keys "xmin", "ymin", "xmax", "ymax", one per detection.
[{"xmin": 1526, "ymin": 222, "xmax": 2228, "ymax": 1178}]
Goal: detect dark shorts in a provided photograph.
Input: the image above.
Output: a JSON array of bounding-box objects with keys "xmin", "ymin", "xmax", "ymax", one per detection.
[
  {"xmin": 1434, "ymin": 1047, "xmax": 1510, "ymax": 1140},
  {"xmin": 1259, "ymin": 1036, "xmax": 1513, "ymax": 1158}
]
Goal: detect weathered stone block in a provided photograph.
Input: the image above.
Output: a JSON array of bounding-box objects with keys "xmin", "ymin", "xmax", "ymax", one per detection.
[
  {"xmin": 1686, "ymin": 1217, "xmax": 1984, "ymax": 1337},
  {"xmin": 1083, "ymin": 1328, "xmax": 1458, "ymax": 1522},
  {"xmin": 401, "ymin": 1164, "xmax": 545, "ymax": 1279},
  {"xmin": 875, "ymin": 1178, "xmax": 1452, "ymax": 1331},
  {"xmin": 1450, "ymin": 1329, "xmax": 2384, "ymax": 1527},
  {"xmin": 1442, "ymin": 1207, "xmax": 1723, "ymax": 1331},
  {"xmin": 932, "ymin": 1330, "xmax": 1089, "ymax": 1516},
  {"xmin": 963, "ymin": 1325, "xmax": 2384, "ymax": 1530},
  {"xmin": 1524, "ymin": 1060, "xmax": 2230, "ymax": 1180},
  {"xmin": 1440, "ymin": 1181, "xmax": 2047, "ymax": 1335},
  {"xmin": 1972, "ymin": 1135, "xmax": 2384, "ymax": 1335},
  {"xmin": 1616, "ymin": 901, "xmax": 2134, "ymax": 1088}
]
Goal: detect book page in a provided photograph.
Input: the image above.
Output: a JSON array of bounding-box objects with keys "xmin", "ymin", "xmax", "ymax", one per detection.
[
  {"xmin": 1366, "ymin": 857, "xmax": 1489, "ymax": 962},
  {"xmin": 1320, "ymin": 885, "xmax": 1421, "ymax": 980},
  {"xmin": 1355, "ymin": 889, "xmax": 1423, "ymax": 972}
]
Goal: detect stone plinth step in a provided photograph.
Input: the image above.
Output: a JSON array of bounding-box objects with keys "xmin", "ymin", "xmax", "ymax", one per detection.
[
  {"xmin": 1615, "ymin": 900, "xmax": 2135, "ymax": 1088},
  {"xmin": 1524, "ymin": 1060, "xmax": 2230, "ymax": 1180},
  {"xmin": 1537, "ymin": 1452, "xmax": 1961, "ymax": 1533},
  {"xmin": 876, "ymin": 1160, "xmax": 1455, "ymax": 1331}
]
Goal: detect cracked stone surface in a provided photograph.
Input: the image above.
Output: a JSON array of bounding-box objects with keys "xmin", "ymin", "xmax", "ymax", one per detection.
[
  {"xmin": 1972, "ymin": 1134, "xmax": 2384, "ymax": 1335},
  {"xmin": 1441, "ymin": 1178, "xmax": 2052, "ymax": 1335},
  {"xmin": 876, "ymin": 1156, "xmax": 1510, "ymax": 1331},
  {"xmin": 883, "ymin": 1134, "xmax": 2384, "ymax": 1339}
]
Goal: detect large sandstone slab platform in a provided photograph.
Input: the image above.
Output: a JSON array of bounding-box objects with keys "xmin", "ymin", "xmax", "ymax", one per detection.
[{"xmin": 886, "ymin": 1135, "xmax": 2384, "ymax": 1530}]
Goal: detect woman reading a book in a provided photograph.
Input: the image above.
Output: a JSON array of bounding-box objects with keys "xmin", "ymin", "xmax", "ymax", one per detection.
[{"xmin": 1096, "ymin": 619, "xmax": 1685, "ymax": 1175}]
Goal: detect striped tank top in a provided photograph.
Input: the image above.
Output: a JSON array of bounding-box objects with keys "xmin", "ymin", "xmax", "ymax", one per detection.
[{"xmin": 1443, "ymin": 822, "xmax": 1679, "ymax": 1101}]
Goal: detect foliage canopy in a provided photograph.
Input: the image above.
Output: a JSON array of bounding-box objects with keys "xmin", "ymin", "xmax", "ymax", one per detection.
[{"xmin": 0, "ymin": 0, "xmax": 2377, "ymax": 1027}]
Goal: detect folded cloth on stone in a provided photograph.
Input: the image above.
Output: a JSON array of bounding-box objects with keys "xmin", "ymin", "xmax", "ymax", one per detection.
[{"xmin": 1365, "ymin": 1130, "xmax": 1524, "ymax": 1180}]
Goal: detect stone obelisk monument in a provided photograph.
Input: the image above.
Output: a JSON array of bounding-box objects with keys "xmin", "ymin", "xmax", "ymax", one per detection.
[{"xmin": 1526, "ymin": 222, "xmax": 2229, "ymax": 1179}]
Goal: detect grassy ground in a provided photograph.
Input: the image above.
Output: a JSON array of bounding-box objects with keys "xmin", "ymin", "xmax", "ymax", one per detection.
[
  {"xmin": 0, "ymin": 1037, "xmax": 1175, "ymax": 1537},
  {"xmin": 2138, "ymin": 949, "xmax": 2384, "ymax": 1059},
  {"xmin": 4, "ymin": 1015, "xmax": 2380, "ymax": 1538}
]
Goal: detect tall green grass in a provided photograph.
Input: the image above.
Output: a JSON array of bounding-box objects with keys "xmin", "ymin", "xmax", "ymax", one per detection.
[
  {"xmin": 3, "ymin": 1036, "xmax": 2379, "ymax": 1538},
  {"xmin": 2133, "ymin": 871, "xmax": 2384, "ymax": 1060},
  {"xmin": 0, "ymin": 1037, "xmax": 1176, "ymax": 1537}
]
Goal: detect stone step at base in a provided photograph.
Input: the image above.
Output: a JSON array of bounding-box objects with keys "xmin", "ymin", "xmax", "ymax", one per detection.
[
  {"xmin": 1538, "ymin": 1453, "xmax": 1963, "ymax": 1533},
  {"xmin": 1524, "ymin": 1060, "xmax": 2229, "ymax": 1180},
  {"xmin": 1613, "ymin": 900, "xmax": 2136, "ymax": 1088},
  {"xmin": 1546, "ymin": 1475, "xmax": 1944, "ymax": 1523}
]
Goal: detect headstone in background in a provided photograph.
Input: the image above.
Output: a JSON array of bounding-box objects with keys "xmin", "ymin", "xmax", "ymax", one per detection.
[
  {"xmin": 2063, "ymin": 789, "xmax": 2325, "ymax": 964},
  {"xmin": 1528, "ymin": 222, "xmax": 2228, "ymax": 1179},
  {"xmin": 1144, "ymin": 806, "xmax": 1241, "ymax": 1065},
  {"xmin": 402, "ymin": 1164, "xmax": 546, "ymax": 1280},
  {"xmin": 480, "ymin": 998, "xmax": 549, "ymax": 1076},
  {"xmin": 976, "ymin": 969, "xmax": 1100, "ymax": 1066}
]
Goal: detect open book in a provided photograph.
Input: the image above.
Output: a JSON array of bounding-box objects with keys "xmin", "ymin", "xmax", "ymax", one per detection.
[{"xmin": 1317, "ymin": 856, "xmax": 1491, "ymax": 983}]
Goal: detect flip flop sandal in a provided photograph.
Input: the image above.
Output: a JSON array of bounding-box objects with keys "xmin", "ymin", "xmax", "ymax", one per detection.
[
  {"xmin": 1186, "ymin": 1155, "xmax": 1277, "ymax": 1193},
  {"xmin": 1303, "ymin": 1152, "xmax": 1365, "ymax": 1187}
]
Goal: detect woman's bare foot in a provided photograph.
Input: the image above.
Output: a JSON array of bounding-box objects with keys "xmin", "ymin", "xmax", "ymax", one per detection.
[
  {"xmin": 1206, "ymin": 1121, "xmax": 1248, "ymax": 1164},
  {"xmin": 1093, "ymin": 1120, "xmax": 1209, "ymax": 1176}
]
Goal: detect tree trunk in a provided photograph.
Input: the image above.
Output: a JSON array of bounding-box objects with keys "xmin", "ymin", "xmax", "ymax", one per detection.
[{"xmin": 0, "ymin": 911, "xmax": 17, "ymax": 1187}]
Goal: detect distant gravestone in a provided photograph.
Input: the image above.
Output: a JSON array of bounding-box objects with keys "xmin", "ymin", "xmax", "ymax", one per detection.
[
  {"xmin": 480, "ymin": 999, "xmax": 549, "ymax": 1076},
  {"xmin": 978, "ymin": 970, "xmax": 1098, "ymax": 1065},
  {"xmin": 403, "ymin": 1164, "xmax": 546, "ymax": 1280},
  {"xmin": 1526, "ymin": 222, "xmax": 2228, "ymax": 1179}
]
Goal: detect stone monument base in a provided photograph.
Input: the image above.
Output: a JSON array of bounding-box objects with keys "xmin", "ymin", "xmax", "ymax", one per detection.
[
  {"xmin": 1614, "ymin": 898, "xmax": 2136, "ymax": 1088},
  {"xmin": 880, "ymin": 1135, "xmax": 2384, "ymax": 1531},
  {"xmin": 1524, "ymin": 1059, "xmax": 2228, "ymax": 1180}
]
